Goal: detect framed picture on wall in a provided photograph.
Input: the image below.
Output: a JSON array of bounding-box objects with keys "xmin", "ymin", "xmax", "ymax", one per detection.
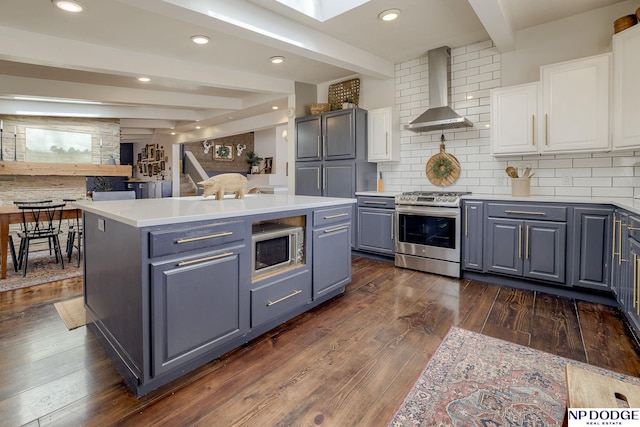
[{"xmin": 214, "ymin": 144, "xmax": 234, "ymax": 161}]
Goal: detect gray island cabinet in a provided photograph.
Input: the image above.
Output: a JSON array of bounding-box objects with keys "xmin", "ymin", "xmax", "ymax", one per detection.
[{"xmin": 75, "ymin": 195, "xmax": 354, "ymax": 397}]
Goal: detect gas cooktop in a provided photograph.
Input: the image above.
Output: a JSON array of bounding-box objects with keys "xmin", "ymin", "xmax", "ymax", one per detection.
[{"xmin": 395, "ymin": 191, "xmax": 471, "ymax": 207}]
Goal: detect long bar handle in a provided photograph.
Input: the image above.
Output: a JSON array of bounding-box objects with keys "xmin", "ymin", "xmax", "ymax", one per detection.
[
  {"xmin": 504, "ymin": 210, "xmax": 546, "ymax": 216},
  {"xmin": 317, "ymin": 168, "xmax": 320, "ymax": 190},
  {"xmin": 385, "ymin": 131, "xmax": 389, "ymax": 155},
  {"xmin": 518, "ymin": 225, "xmax": 522, "ymax": 259},
  {"xmin": 324, "ymin": 213, "xmax": 349, "ymax": 219},
  {"xmin": 525, "ymin": 225, "xmax": 530, "ymax": 259},
  {"xmin": 317, "ymin": 136, "xmax": 321, "ymax": 158},
  {"xmin": 532, "ymin": 115, "xmax": 535, "ymax": 146},
  {"xmin": 391, "ymin": 214, "xmax": 394, "ymax": 240},
  {"xmin": 465, "ymin": 205, "xmax": 469, "ymax": 237},
  {"xmin": 612, "ymin": 215, "xmax": 620, "ymax": 262},
  {"xmin": 324, "ymin": 225, "xmax": 348, "ymax": 234},
  {"xmin": 177, "ymin": 231, "xmax": 233, "ymax": 244},
  {"xmin": 619, "ymin": 220, "xmax": 626, "ymax": 265},
  {"xmin": 545, "ymin": 114, "xmax": 549, "ymax": 146},
  {"xmin": 267, "ymin": 289, "xmax": 302, "ymax": 307},
  {"xmin": 363, "ymin": 201, "xmax": 387, "ymax": 205},
  {"xmin": 637, "ymin": 256, "xmax": 640, "ymax": 316},
  {"xmin": 634, "ymin": 254, "xmax": 638, "ymax": 309},
  {"xmin": 177, "ymin": 252, "xmax": 234, "ymax": 267}
]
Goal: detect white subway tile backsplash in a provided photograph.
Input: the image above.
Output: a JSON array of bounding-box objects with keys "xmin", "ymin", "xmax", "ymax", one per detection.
[
  {"xmin": 388, "ymin": 39, "xmax": 639, "ymax": 196},
  {"xmin": 573, "ymin": 157, "xmax": 612, "ymax": 168},
  {"xmin": 593, "ymin": 187, "xmax": 634, "ymax": 198}
]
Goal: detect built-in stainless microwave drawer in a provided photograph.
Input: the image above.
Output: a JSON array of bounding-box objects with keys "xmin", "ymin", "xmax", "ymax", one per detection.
[
  {"xmin": 313, "ymin": 206, "xmax": 352, "ymax": 227},
  {"xmin": 486, "ymin": 203, "xmax": 567, "ymax": 222},
  {"xmin": 250, "ymin": 269, "xmax": 311, "ymax": 327},
  {"xmin": 149, "ymin": 220, "xmax": 245, "ymax": 258}
]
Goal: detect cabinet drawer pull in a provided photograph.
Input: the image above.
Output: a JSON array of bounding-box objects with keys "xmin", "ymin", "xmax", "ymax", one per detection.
[
  {"xmin": 363, "ymin": 201, "xmax": 386, "ymax": 205},
  {"xmin": 267, "ymin": 289, "xmax": 303, "ymax": 306},
  {"xmin": 324, "ymin": 225, "xmax": 348, "ymax": 234},
  {"xmin": 177, "ymin": 252, "xmax": 234, "ymax": 267},
  {"xmin": 324, "ymin": 213, "xmax": 349, "ymax": 219},
  {"xmin": 504, "ymin": 210, "xmax": 546, "ymax": 216},
  {"xmin": 176, "ymin": 231, "xmax": 233, "ymax": 244}
]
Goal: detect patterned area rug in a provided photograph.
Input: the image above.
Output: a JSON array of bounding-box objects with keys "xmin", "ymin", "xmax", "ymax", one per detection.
[
  {"xmin": 389, "ymin": 326, "xmax": 640, "ymax": 426},
  {"xmin": 0, "ymin": 249, "xmax": 82, "ymax": 293}
]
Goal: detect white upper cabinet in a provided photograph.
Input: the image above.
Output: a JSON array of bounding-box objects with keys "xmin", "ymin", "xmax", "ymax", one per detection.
[
  {"xmin": 540, "ymin": 53, "xmax": 611, "ymax": 154},
  {"xmin": 367, "ymin": 107, "xmax": 399, "ymax": 162},
  {"xmin": 491, "ymin": 53, "xmax": 611, "ymax": 157},
  {"xmin": 613, "ymin": 25, "xmax": 640, "ymax": 150},
  {"xmin": 491, "ymin": 82, "xmax": 540, "ymax": 156}
]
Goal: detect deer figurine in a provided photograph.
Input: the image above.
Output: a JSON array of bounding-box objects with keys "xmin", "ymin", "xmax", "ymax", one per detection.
[
  {"xmin": 203, "ymin": 140, "xmax": 214, "ymax": 154},
  {"xmin": 236, "ymin": 144, "xmax": 247, "ymax": 157}
]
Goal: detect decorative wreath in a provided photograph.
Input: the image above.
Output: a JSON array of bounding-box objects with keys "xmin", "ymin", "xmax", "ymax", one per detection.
[{"xmin": 429, "ymin": 156, "xmax": 454, "ymax": 180}]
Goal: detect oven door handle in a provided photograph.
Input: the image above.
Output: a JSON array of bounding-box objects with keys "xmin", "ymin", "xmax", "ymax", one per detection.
[{"xmin": 395, "ymin": 206, "xmax": 460, "ymax": 218}]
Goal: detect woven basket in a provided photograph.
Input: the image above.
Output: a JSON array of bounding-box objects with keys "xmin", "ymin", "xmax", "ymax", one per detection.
[
  {"xmin": 328, "ymin": 78, "xmax": 360, "ymax": 111},
  {"xmin": 309, "ymin": 103, "xmax": 331, "ymax": 115},
  {"xmin": 614, "ymin": 14, "xmax": 637, "ymax": 33}
]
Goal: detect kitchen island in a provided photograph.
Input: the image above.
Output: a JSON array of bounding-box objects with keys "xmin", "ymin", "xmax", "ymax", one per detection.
[{"xmin": 74, "ymin": 194, "xmax": 355, "ymax": 397}]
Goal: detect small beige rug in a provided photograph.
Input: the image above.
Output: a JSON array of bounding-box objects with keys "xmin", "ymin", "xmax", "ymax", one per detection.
[{"xmin": 54, "ymin": 296, "xmax": 87, "ymax": 330}]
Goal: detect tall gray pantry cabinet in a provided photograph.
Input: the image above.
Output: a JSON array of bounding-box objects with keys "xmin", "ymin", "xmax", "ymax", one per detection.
[{"xmin": 295, "ymin": 108, "xmax": 377, "ymax": 198}]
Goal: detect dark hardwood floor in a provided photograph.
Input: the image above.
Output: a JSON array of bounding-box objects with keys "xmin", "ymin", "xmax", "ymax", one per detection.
[{"xmin": 1, "ymin": 256, "xmax": 640, "ymax": 426}]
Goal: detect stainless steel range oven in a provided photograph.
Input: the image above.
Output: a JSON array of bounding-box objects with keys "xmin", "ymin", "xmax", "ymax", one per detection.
[{"xmin": 395, "ymin": 191, "xmax": 470, "ymax": 278}]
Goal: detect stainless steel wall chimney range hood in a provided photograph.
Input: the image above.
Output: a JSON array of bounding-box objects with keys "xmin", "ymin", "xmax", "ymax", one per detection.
[{"xmin": 408, "ymin": 46, "xmax": 473, "ymax": 132}]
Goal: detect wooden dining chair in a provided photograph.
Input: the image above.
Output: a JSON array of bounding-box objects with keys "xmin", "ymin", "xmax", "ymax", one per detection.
[
  {"xmin": 63, "ymin": 198, "xmax": 82, "ymax": 267},
  {"xmin": 13, "ymin": 203, "xmax": 66, "ymax": 277}
]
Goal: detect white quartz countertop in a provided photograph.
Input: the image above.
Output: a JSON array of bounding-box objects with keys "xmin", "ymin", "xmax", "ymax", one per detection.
[
  {"xmin": 73, "ymin": 194, "xmax": 355, "ymax": 228},
  {"xmin": 465, "ymin": 194, "xmax": 640, "ymax": 216}
]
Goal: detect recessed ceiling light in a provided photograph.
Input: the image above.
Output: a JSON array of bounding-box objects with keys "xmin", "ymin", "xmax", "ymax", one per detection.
[
  {"xmin": 191, "ymin": 35, "xmax": 210, "ymax": 45},
  {"xmin": 195, "ymin": 126, "xmax": 201, "ymax": 130},
  {"xmin": 271, "ymin": 105, "xmax": 279, "ymax": 110},
  {"xmin": 378, "ymin": 9, "xmax": 400, "ymax": 21},
  {"xmin": 269, "ymin": 56, "xmax": 285, "ymax": 64},
  {"xmin": 138, "ymin": 77, "xmax": 150, "ymax": 82},
  {"xmin": 171, "ymin": 132, "xmax": 176, "ymax": 135},
  {"xmin": 52, "ymin": 0, "xmax": 84, "ymax": 12}
]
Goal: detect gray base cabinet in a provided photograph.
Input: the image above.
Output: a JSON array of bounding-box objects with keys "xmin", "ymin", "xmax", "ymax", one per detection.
[
  {"xmin": 611, "ymin": 211, "xmax": 629, "ymax": 299},
  {"xmin": 569, "ymin": 207, "xmax": 613, "ymax": 290},
  {"xmin": 151, "ymin": 247, "xmax": 246, "ymax": 376},
  {"xmin": 486, "ymin": 217, "xmax": 566, "ymax": 284},
  {"xmin": 356, "ymin": 196, "xmax": 395, "ymax": 256},
  {"xmin": 462, "ymin": 201, "xmax": 483, "ymax": 271},
  {"xmin": 461, "ymin": 199, "xmax": 639, "ymax": 338},
  {"xmin": 83, "ymin": 204, "xmax": 352, "ymax": 397},
  {"xmin": 621, "ymin": 213, "xmax": 640, "ymax": 336},
  {"xmin": 313, "ymin": 206, "xmax": 352, "ymax": 298}
]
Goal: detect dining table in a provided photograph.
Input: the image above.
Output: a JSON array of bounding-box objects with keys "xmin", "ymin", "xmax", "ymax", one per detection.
[{"xmin": 0, "ymin": 205, "xmax": 82, "ymax": 280}]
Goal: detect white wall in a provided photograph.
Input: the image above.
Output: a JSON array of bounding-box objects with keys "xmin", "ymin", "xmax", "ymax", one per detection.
[
  {"xmin": 377, "ymin": 2, "xmax": 640, "ymax": 199},
  {"xmin": 247, "ymin": 125, "xmax": 289, "ymax": 188}
]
